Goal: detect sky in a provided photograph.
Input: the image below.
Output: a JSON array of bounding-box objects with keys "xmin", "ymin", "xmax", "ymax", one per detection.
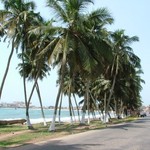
[{"xmin": 0, "ymin": 0, "xmax": 150, "ymax": 107}]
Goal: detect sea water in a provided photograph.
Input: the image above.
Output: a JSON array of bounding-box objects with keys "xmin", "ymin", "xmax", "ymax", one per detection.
[
  {"xmin": 0, "ymin": 108, "xmax": 116, "ymax": 124},
  {"xmin": 0, "ymin": 107, "xmax": 83, "ymax": 123}
]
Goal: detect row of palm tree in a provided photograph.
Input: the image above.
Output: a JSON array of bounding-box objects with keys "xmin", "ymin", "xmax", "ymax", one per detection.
[{"xmin": 0, "ymin": 0, "xmax": 144, "ymax": 131}]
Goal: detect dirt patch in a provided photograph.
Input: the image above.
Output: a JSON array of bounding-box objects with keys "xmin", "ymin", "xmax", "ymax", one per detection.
[{"xmin": 0, "ymin": 130, "xmax": 30, "ymax": 141}]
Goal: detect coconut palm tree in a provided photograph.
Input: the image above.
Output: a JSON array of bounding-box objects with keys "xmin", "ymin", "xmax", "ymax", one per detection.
[
  {"xmin": 0, "ymin": 0, "xmax": 43, "ymax": 129},
  {"xmin": 60, "ymin": 72, "xmax": 82, "ymax": 123},
  {"xmin": 17, "ymin": 49, "xmax": 51, "ymax": 126},
  {"xmin": 42, "ymin": 0, "xmax": 114, "ymax": 130},
  {"xmin": 122, "ymin": 69, "xmax": 144, "ymax": 113},
  {"xmin": 103, "ymin": 29, "xmax": 141, "ymax": 121},
  {"xmin": 0, "ymin": 3, "xmax": 16, "ymax": 99}
]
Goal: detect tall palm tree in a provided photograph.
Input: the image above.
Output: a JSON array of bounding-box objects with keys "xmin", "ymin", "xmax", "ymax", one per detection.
[
  {"xmin": 73, "ymin": 7, "xmax": 114, "ymax": 124},
  {"xmin": 0, "ymin": 3, "xmax": 16, "ymax": 98},
  {"xmin": 104, "ymin": 29, "xmax": 141, "ymax": 121},
  {"xmin": 42, "ymin": 0, "xmax": 114, "ymax": 130},
  {"xmin": 17, "ymin": 49, "xmax": 51, "ymax": 126},
  {"xmin": 0, "ymin": 0, "xmax": 43, "ymax": 129}
]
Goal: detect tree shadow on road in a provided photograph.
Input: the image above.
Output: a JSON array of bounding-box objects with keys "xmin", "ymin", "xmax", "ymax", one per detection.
[
  {"xmin": 7, "ymin": 140, "xmax": 104, "ymax": 150},
  {"xmin": 107, "ymin": 117, "xmax": 150, "ymax": 130}
]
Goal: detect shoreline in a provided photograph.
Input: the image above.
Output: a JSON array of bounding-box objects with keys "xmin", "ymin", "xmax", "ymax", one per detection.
[
  {"xmin": 0, "ymin": 107, "xmax": 77, "ymax": 120},
  {"xmin": 0, "ymin": 114, "xmax": 102, "ymax": 124}
]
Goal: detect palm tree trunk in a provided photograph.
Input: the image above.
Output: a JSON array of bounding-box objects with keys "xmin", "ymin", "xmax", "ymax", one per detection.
[
  {"xmin": 27, "ymin": 72, "xmax": 40, "ymax": 106},
  {"xmin": 26, "ymin": 73, "xmax": 42, "ymax": 129},
  {"xmin": 73, "ymin": 94, "xmax": 80, "ymax": 123},
  {"xmin": 49, "ymin": 83, "xmax": 61, "ymax": 131},
  {"xmin": 106, "ymin": 73, "xmax": 117, "ymax": 117},
  {"xmin": 120, "ymin": 100, "xmax": 124, "ymax": 118},
  {"xmin": 36, "ymin": 83, "xmax": 47, "ymax": 126},
  {"xmin": 89, "ymin": 91, "xmax": 101, "ymax": 118},
  {"xmin": 104, "ymin": 92, "xmax": 107, "ymax": 124},
  {"xmin": 23, "ymin": 77, "xmax": 30, "ymax": 127},
  {"xmin": 58, "ymin": 92, "xmax": 63, "ymax": 124},
  {"xmin": 69, "ymin": 93, "xmax": 73, "ymax": 124},
  {"xmin": 24, "ymin": 78, "xmax": 33, "ymax": 129},
  {"xmin": 0, "ymin": 38, "xmax": 15, "ymax": 99},
  {"xmin": 22, "ymin": 52, "xmax": 33, "ymax": 129},
  {"xmin": 81, "ymin": 94, "xmax": 87, "ymax": 124},
  {"xmin": 106, "ymin": 55, "xmax": 119, "ymax": 118},
  {"xmin": 114, "ymin": 99, "xmax": 118, "ymax": 118},
  {"xmin": 70, "ymin": 98, "xmax": 76, "ymax": 123},
  {"xmin": 49, "ymin": 61, "xmax": 66, "ymax": 131},
  {"xmin": 86, "ymin": 81, "xmax": 90, "ymax": 125},
  {"xmin": 81, "ymin": 80, "xmax": 91, "ymax": 124},
  {"xmin": 68, "ymin": 82, "xmax": 73, "ymax": 124},
  {"xmin": 49, "ymin": 33, "xmax": 68, "ymax": 131}
]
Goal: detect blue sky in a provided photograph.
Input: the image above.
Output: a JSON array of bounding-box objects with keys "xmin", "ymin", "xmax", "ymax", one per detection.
[{"xmin": 0, "ymin": 0, "xmax": 149, "ymax": 107}]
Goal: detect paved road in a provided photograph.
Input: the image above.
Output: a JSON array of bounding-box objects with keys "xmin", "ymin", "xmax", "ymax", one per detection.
[{"xmin": 6, "ymin": 117, "xmax": 150, "ymax": 150}]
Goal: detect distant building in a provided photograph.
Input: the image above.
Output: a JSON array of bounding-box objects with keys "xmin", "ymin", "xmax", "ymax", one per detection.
[{"xmin": 0, "ymin": 101, "xmax": 26, "ymax": 108}]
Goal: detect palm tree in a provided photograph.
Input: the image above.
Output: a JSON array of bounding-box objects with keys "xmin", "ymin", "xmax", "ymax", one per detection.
[
  {"xmin": 73, "ymin": 7, "xmax": 114, "ymax": 124},
  {"xmin": 121, "ymin": 69, "xmax": 144, "ymax": 114},
  {"xmin": 0, "ymin": 3, "xmax": 16, "ymax": 99},
  {"xmin": 104, "ymin": 29, "xmax": 141, "ymax": 121},
  {"xmin": 0, "ymin": 0, "xmax": 43, "ymax": 129},
  {"xmin": 42, "ymin": 0, "xmax": 114, "ymax": 130},
  {"xmin": 17, "ymin": 49, "xmax": 51, "ymax": 126},
  {"xmin": 44, "ymin": 0, "xmax": 94, "ymax": 130},
  {"xmin": 60, "ymin": 72, "xmax": 82, "ymax": 124}
]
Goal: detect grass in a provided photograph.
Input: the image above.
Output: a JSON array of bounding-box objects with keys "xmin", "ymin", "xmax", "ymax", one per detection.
[
  {"xmin": 0, "ymin": 117, "xmax": 138, "ymax": 148},
  {"xmin": 108, "ymin": 116, "xmax": 138, "ymax": 124},
  {"xmin": 0, "ymin": 124, "xmax": 27, "ymax": 133}
]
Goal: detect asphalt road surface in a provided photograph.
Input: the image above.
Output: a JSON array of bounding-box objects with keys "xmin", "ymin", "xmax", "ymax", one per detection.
[{"xmin": 6, "ymin": 117, "xmax": 150, "ymax": 150}]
